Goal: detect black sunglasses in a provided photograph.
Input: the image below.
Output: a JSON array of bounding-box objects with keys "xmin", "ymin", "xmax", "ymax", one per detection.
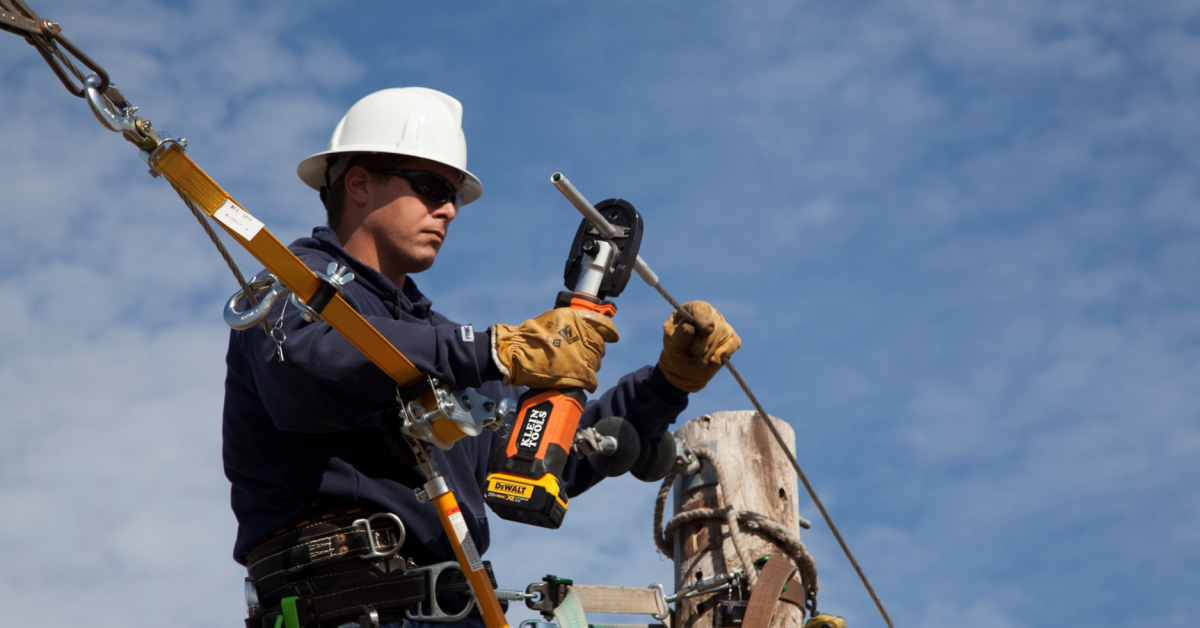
[{"xmin": 367, "ymin": 169, "xmax": 463, "ymax": 209}]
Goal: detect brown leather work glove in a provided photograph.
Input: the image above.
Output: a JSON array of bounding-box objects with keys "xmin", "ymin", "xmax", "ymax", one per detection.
[
  {"xmin": 658, "ymin": 301, "xmax": 741, "ymax": 392},
  {"xmin": 490, "ymin": 308, "xmax": 619, "ymax": 393}
]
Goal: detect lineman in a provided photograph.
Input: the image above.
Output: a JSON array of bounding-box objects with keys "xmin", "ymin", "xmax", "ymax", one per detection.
[{"xmin": 222, "ymin": 87, "xmax": 740, "ymax": 628}]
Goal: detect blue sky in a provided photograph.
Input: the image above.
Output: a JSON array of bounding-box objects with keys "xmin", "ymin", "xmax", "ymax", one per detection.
[{"xmin": 2, "ymin": 1, "xmax": 1198, "ymax": 626}]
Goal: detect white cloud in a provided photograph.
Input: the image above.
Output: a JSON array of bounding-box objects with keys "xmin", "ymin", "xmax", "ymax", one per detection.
[{"xmin": 0, "ymin": 323, "xmax": 244, "ymax": 627}]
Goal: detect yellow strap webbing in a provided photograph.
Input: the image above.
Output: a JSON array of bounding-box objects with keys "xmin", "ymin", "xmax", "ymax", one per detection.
[{"xmin": 152, "ymin": 144, "xmax": 426, "ymax": 388}]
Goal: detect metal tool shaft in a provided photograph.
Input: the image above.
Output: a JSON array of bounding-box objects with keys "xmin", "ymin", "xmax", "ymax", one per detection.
[{"xmin": 551, "ymin": 173, "xmax": 659, "ymax": 288}]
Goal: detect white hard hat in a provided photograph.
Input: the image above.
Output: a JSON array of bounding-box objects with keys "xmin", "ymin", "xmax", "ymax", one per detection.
[{"xmin": 297, "ymin": 87, "xmax": 483, "ymax": 206}]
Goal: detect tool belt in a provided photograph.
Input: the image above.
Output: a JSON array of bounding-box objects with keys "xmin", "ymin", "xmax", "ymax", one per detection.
[{"xmin": 243, "ymin": 508, "xmax": 495, "ymax": 628}]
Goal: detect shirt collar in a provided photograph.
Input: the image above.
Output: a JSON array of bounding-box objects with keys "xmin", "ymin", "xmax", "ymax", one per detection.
[{"xmin": 309, "ymin": 226, "xmax": 433, "ymax": 318}]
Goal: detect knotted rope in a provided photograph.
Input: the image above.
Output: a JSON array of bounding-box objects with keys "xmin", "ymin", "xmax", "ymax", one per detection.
[{"xmin": 653, "ymin": 447, "xmax": 819, "ymax": 613}]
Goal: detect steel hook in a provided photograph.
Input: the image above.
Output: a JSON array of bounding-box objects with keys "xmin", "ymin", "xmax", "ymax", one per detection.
[
  {"xmin": 224, "ymin": 275, "xmax": 290, "ymax": 330},
  {"xmin": 83, "ymin": 74, "xmax": 136, "ymax": 134}
]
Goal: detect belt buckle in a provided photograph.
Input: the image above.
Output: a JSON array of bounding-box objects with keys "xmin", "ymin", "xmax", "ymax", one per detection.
[
  {"xmin": 351, "ymin": 512, "xmax": 406, "ymax": 560},
  {"xmin": 406, "ymin": 560, "xmax": 476, "ymax": 623}
]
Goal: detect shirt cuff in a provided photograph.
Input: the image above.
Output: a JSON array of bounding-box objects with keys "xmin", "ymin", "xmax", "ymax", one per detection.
[
  {"xmin": 476, "ymin": 328, "xmax": 504, "ymax": 382},
  {"xmin": 648, "ymin": 364, "xmax": 689, "ymax": 403}
]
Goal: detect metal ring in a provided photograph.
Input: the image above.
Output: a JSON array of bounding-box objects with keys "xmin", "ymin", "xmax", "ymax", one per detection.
[{"xmin": 352, "ymin": 512, "xmax": 406, "ymax": 560}]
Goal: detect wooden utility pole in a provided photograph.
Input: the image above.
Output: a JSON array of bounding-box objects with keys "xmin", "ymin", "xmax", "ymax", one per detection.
[{"xmin": 672, "ymin": 411, "xmax": 805, "ymax": 628}]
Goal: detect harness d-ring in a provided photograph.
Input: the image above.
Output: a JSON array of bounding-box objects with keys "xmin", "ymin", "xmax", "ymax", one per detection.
[{"xmin": 352, "ymin": 512, "xmax": 406, "ymax": 560}]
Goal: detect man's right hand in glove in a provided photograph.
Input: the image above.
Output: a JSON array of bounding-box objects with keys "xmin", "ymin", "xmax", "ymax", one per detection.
[{"xmin": 490, "ymin": 308, "xmax": 619, "ymax": 393}]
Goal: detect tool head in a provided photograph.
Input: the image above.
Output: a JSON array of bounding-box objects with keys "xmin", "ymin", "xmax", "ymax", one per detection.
[{"xmin": 562, "ymin": 199, "xmax": 643, "ymax": 299}]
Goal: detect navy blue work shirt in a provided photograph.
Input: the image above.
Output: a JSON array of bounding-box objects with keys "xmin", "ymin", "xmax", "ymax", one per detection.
[{"xmin": 222, "ymin": 227, "xmax": 689, "ymax": 566}]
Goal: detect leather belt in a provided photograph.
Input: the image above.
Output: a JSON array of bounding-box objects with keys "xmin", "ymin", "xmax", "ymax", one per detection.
[
  {"xmin": 252, "ymin": 561, "xmax": 499, "ymax": 628},
  {"xmin": 247, "ymin": 511, "xmax": 406, "ymax": 592},
  {"xmin": 245, "ymin": 509, "xmax": 498, "ymax": 627},
  {"xmin": 263, "ymin": 569, "xmax": 428, "ymax": 628}
]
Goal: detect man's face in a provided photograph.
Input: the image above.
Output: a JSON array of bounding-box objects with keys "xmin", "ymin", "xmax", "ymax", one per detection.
[{"xmin": 360, "ymin": 159, "xmax": 461, "ymax": 278}]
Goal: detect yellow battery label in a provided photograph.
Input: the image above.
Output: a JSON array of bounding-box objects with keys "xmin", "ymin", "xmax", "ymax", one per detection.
[{"xmin": 487, "ymin": 478, "xmax": 534, "ymax": 500}]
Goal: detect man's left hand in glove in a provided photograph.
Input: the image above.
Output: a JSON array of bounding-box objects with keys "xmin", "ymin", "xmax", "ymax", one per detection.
[{"xmin": 657, "ymin": 301, "xmax": 741, "ymax": 393}]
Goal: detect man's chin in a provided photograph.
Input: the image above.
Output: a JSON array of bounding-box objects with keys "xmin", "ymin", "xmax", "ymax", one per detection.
[{"xmin": 405, "ymin": 256, "xmax": 438, "ymax": 275}]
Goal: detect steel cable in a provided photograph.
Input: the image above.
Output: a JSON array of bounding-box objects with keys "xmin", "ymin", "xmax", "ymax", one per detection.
[{"xmin": 173, "ymin": 184, "xmax": 271, "ymax": 337}]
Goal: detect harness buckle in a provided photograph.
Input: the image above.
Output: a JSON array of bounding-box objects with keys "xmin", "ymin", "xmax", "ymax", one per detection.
[
  {"xmin": 406, "ymin": 561, "xmax": 476, "ymax": 623},
  {"xmin": 351, "ymin": 512, "xmax": 406, "ymax": 560}
]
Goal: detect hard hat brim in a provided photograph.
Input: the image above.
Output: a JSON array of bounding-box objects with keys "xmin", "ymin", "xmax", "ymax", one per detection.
[{"xmin": 297, "ymin": 148, "xmax": 484, "ymax": 207}]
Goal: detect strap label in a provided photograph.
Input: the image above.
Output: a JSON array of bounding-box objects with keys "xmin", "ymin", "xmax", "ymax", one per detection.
[
  {"xmin": 214, "ymin": 199, "xmax": 265, "ymax": 241},
  {"xmin": 447, "ymin": 509, "xmax": 485, "ymax": 572}
]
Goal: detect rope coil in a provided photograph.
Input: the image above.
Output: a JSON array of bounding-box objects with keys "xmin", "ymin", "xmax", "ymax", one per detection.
[{"xmin": 653, "ymin": 448, "xmax": 820, "ymax": 614}]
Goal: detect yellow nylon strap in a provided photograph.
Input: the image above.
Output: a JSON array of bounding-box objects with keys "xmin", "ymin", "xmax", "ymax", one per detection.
[{"xmin": 152, "ymin": 144, "xmax": 426, "ymax": 387}]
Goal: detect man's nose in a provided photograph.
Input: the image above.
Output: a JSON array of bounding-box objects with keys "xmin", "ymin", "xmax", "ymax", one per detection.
[{"xmin": 434, "ymin": 200, "xmax": 457, "ymax": 222}]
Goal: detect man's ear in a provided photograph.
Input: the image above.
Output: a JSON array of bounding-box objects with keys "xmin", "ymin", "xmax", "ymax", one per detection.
[{"xmin": 343, "ymin": 165, "xmax": 372, "ymax": 207}]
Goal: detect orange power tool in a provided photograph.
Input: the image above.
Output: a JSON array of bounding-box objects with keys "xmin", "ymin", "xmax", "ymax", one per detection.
[{"xmin": 484, "ymin": 199, "xmax": 644, "ymax": 528}]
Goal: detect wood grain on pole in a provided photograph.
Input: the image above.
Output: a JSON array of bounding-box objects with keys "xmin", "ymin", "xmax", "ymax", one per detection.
[{"xmin": 673, "ymin": 411, "xmax": 803, "ymax": 628}]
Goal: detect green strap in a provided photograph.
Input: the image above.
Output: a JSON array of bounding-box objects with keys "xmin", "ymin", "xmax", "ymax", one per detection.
[
  {"xmin": 280, "ymin": 596, "xmax": 301, "ymax": 628},
  {"xmin": 554, "ymin": 589, "xmax": 589, "ymax": 628}
]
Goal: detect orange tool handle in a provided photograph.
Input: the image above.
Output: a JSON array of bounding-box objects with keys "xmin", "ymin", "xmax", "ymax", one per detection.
[{"xmin": 432, "ymin": 491, "xmax": 509, "ymax": 628}]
